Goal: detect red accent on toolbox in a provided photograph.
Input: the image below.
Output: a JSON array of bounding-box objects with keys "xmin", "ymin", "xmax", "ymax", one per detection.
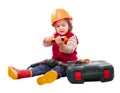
[
  {"xmin": 75, "ymin": 72, "xmax": 82, "ymax": 80},
  {"xmin": 104, "ymin": 69, "xmax": 110, "ymax": 79}
]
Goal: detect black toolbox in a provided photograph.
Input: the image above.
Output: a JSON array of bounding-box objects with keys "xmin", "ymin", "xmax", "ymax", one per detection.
[{"xmin": 66, "ymin": 60, "xmax": 114, "ymax": 84}]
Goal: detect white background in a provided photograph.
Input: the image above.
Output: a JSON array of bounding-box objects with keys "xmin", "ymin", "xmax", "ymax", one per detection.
[{"xmin": 0, "ymin": 0, "xmax": 120, "ymax": 93}]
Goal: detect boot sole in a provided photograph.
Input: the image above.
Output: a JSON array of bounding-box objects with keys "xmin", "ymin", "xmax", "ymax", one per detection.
[
  {"xmin": 8, "ymin": 66, "xmax": 18, "ymax": 79},
  {"xmin": 37, "ymin": 71, "xmax": 58, "ymax": 85}
]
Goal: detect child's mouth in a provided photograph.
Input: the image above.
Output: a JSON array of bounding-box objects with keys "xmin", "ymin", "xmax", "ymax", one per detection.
[{"xmin": 60, "ymin": 31, "xmax": 64, "ymax": 33}]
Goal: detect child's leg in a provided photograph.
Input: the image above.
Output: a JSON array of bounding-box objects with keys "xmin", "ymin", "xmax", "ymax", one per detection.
[
  {"xmin": 8, "ymin": 64, "xmax": 51, "ymax": 79},
  {"xmin": 52, "ymin": 65, "xmax": 66, "ymax": 77},
  {"xmin": 37, "ymin": 65, "xmax": 66, "ymax": 85},
  {"xmin": 31, "ymin": 64, "xmax": 51, "ymax": 76}
]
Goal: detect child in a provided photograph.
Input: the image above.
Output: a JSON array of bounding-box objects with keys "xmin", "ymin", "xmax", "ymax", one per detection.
[{"xmin": 8, "ymin": 8, "xmax": 85, "ymax": 85}]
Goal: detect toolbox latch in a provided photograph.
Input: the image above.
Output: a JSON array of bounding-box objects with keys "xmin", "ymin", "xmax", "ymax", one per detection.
[
  {"xmin": 75, "ymin": 71, "xmax": 82, "ymax": 80},
  {"xmin": 104, "ymin": 69, "xmax": 110, "ymax": 79}
]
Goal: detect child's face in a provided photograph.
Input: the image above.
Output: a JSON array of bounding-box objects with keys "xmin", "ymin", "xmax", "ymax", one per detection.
[{"xmin": 54, "ymin": 19, "xmax": 69, "ymax": 35}]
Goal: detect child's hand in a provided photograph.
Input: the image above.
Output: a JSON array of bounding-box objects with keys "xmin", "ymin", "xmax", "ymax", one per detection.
[
  {"xmin": 44, "ymin": 36, "xmax": 53, "ymax": 44},
  {"xmin": 55, "ymin": 36, "xmax": 64, "ymax": 46}
]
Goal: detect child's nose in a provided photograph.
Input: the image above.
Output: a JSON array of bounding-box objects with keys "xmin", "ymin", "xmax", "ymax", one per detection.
[{"xmin": 59, "ymin": 25, "xmax": 63, "ymax": 29}]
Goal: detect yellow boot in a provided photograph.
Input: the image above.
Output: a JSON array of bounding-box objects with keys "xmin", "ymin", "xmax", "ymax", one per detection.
[
  {"xmin": 37, "ymin": 70, "xmax": 58, "ymax": 85},
  {"xmin": 8, "ymin": 66, "xmax": 32, "ymax": 79},
  {"xmin": 8, "ymin": 66, "xmax": 18, "ymax": 79}
]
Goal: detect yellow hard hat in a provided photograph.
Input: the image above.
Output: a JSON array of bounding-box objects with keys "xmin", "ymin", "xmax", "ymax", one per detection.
[{"xmin": 51, "ymin": 8, "xmax": 72, "ymax": 26}]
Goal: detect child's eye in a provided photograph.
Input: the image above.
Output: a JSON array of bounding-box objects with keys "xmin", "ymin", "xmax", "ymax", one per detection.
[
  {"xmin": 62, "ymin": 24, "xmax": 65, "ymax": 26},
  {"xmin": 56, "ymin": 25, "xmax": 60, "ymax": 28}
]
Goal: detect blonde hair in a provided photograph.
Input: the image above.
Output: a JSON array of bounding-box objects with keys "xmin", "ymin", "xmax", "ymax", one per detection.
[{"xmin": 64, "ymin": 18, "xmax": 73, "ymax": 32}]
